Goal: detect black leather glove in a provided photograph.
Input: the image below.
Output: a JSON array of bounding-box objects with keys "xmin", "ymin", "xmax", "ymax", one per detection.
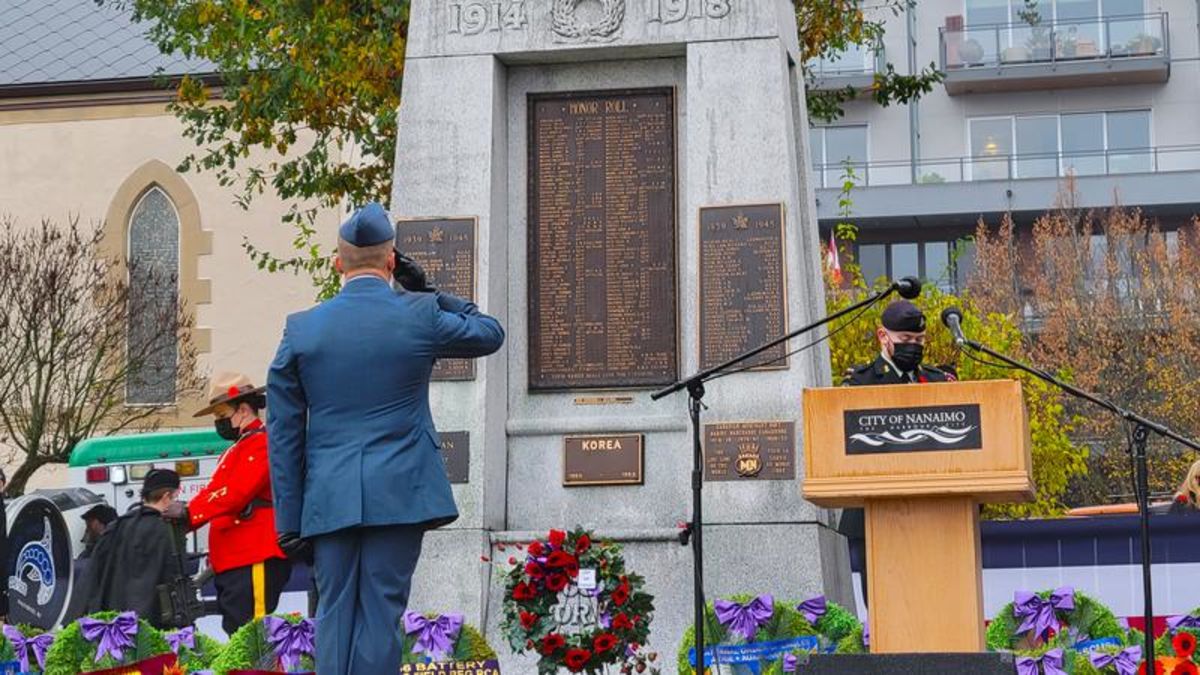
[
  {"xmin": 277, "ymin": 532, "xmax": 314, "ymax": 563},
  {"xmin": 393, "ymin": 248, "xmax": 436, "ymax": 292}
]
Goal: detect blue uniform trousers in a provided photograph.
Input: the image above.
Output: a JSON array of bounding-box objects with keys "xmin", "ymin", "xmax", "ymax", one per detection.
[{"xmin": 313, "ymin": 524, "xmax": 424, "ymax": 674}]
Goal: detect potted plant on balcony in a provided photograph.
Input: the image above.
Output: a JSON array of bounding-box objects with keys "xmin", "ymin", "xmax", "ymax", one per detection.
[
  {"xmin": 959, "ymin": 38, "xmax": 985, "ymax": 65},
  {"xmin": 1126, "ymin": 33, "xmax": 1162, "ymax": 55},
  {"xmin": 1018, "ymin": 1, "xmax": 1053, "ymax": 61}
]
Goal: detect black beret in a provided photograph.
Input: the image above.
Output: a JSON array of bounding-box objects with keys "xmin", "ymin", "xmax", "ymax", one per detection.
[
  {"xmin": 82, "ymin": 504, "xmax": 118, "ymax": 525},
  {"xmin": 881, "ymin": 300, "xmax": 926, "ymax": 333},
  {"xmin": 142, "ymin": 468, "xmax": 180, "ymax": 495}
]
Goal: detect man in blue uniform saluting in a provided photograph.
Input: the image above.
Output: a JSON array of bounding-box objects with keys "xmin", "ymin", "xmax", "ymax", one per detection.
[{"xmin": 267, "ymin": 203, "xmax": 504, "ymax": 674}]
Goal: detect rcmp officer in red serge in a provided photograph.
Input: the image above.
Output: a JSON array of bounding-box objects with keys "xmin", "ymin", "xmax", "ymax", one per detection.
[{"xmin": 171, "ymin": 372, "xmax": 292, "ymax": 636}]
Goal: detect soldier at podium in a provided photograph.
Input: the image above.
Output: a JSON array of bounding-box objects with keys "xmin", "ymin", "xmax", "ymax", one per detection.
[{"xmin": 839, "ymin": 300, "xmax": 956, "ymax": 604}]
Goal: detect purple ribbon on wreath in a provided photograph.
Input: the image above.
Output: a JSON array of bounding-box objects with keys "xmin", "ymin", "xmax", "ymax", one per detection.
[
  {"xmin": 796, "ymin": 595, "xmax": 827, "ymax": 625},
  {"xmin": 863, "ymin": 621, "xmax": 870, "ymax": 648},
  {"xmin": 79, "ymin": 611, "xmax": 138, "ymax": 663},
  {"xmin": 783, "ymin": 653, "xmax": 799, "ymax": 672},
  {"xmin": 1089, "ymin": 646, "xmax": 1142, "ymax": 675},
  {"xmin": 714, "ymin": 595, "xmax": 774, "ymax": 641},
  {"xmin": 403, "ymin": 611, "xmax": 463, "ymax": 661},
  {"xmin": 1, "ymin": 625, "xmax": 52, "ymax": 672},
  {"xmin": 1168, "ymin": 614, "xmax": 1200, "ymax": 632},
  {"xmin": 1015, "ymin": 648, "xmax": 1066, "ymax": 675},
  {"xmin": 1013, "ymin": 587, "xmax": 1074, "ymax": 639},
  {"xmin": 165, "ymin": 626, "xmax": 195, "ymax": 654},
  {"xmin": 263, "ymin": 616, "xmax": 316, "ymax": 672}
]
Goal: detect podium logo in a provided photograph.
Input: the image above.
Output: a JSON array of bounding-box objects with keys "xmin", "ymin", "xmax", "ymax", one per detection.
[{"xmin": 843, "ymin": 404, "xmax": 983, "ymax": 455}]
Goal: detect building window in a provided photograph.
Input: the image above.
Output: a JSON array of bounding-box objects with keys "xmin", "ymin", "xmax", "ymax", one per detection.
[
  {"xmin": 126, "ymin": 187, "xmax": 180, "ymax": 405},
  {"xmin": 968, "ymin": 110, "xmax": 1150, "ymax": 180},
  {"xmin": 810, "ymin": 125, "xmax": 869, "ymax": 188},
  {"xmin": 856, "ymin": 239, "xmax": 974, "ymax": 292},
  {"xmin": 961, "ymin": 0, "xmax": 1154, "ymax": 61}
]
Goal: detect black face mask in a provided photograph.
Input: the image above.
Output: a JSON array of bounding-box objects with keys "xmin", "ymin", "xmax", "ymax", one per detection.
[
  {"xmin": 215, "ymin": 417, "xmax": 240, "ymax": 441},
  {"xmin": 891, "ymin": 342, "xmax": 925, "ymax": 373}
]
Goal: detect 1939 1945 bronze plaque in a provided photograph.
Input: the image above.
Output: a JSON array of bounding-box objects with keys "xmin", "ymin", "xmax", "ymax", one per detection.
[
  {"xmin": 698, "ymin": 203, "xmax": 788, "ymax": 372},
  {"xmin": 395, "ymin": 217, "xmax": 477, "ymax": 381},
  {"xmin": 528, "ymin": 88, "xmax": 678, "ymax": 390},
  {"xmin": 704, "ymin": 421, "xmax": 795, "ymax": 481},
  {"xmin": 563, "ymin": 434, "xmax": 644, "ymax": 486}
]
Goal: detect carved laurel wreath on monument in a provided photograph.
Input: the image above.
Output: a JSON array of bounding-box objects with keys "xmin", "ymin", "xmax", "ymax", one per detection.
[{"xmin": 551, "ymin": 0, "xmax": 626, "ymax": 42}]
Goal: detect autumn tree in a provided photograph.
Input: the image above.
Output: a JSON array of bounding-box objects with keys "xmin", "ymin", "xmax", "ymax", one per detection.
[
  {"xmin": 108, "ymin": 0, "xmax": 939, "ymax": 299},
  {"xmin": 0, "ymin": 216, "xmax": 203, "ymax": 494}
]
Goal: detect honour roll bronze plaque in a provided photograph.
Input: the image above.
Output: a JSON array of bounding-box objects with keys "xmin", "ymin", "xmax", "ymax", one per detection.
[
  {"xmin": 528, "ymin": 88, "xmax": 678, "ymax": 390},
  {"xmin": 438, "ymin": 431, "xmax": 470, "ymax": 484},
  {"xmin": 704, "ymin": 421, "xmax": 795, "ymax": 481},
  {"xmin": 563, "ymin": 434, "xmax": 644, "ymax": 486},
  {"xmin": 698, "ymin": 204, "xmax": 788, "ymax": 371},
  {"xmin": 396, "ymin": 218, "xmax": 477, "ymax": 380}
]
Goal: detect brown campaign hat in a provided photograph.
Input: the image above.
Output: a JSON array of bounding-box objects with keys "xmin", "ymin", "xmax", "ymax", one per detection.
[{"xmin": 192, "ymin": 371, "xmax": 266, "ymax": 418}]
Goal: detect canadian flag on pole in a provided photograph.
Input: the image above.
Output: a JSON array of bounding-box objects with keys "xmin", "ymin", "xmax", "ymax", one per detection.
[{"xmin": 826, "ymin": 229, "xmax": 843, "ymax": 284}]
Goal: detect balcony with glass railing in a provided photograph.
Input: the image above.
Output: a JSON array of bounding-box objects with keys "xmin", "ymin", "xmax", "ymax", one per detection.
[
  {"xmin": 939, "ymin": 13, "xmax": 1169, "ymax": 94},
  {"xmin": 807, "ymin": 41, "xmax": 885, "ymax": 92}
]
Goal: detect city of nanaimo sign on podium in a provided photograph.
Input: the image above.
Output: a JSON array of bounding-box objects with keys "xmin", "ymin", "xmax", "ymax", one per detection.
[{"xmin": 802, "ymin": 380, "xmax": 1034, "ymax": 653}]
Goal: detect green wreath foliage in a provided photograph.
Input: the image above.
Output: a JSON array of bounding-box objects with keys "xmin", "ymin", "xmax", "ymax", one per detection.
[
  {"xmin": 985, "ymin": 589, "xmax": 1123, "ymax": 652},
  {"xmin": 42, "ymin": 612, "xmax": 170, "ymax": 675},
  {"xmin": 676, "ymin": 596, "xmax": 864, "ymax": 675},
  {"xmin": 209, "ymin": 615, "xmax": 314, "ymax": 675},
  {"xmin": 172, "ymin": 631, "xmax": 225, "ymax": 673},
  {"xmin": 399, "ymin": 618, "xmax": 497, "ymax": 665},
  {"xmin": 1156, "ymin": 622, "xmax": 1200, "ymax": 659},
  {"xmin": 0, "ymin": 624, "xmax": 55, "ymax": 672}
]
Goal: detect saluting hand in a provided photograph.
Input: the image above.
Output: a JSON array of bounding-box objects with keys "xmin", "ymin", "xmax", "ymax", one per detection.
[{"xmin": 392, "ymin": 249, "xmax": 436, "ymax": 293}]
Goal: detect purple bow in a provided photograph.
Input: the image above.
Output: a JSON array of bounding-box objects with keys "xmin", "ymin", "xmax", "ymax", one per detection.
[
  {"xmin": 1015, "ymin": 649, "xmax": 1066, "ymax": 675},
  {"xmin": 79, "ymin": 612, "xmax": 139, "ymax": 663},
  {"xmin": 1168, "ymin": 614, "xmax": 1200, "ymax": 632},
  {"xmin": 1013, "ymin": 587, "xmax": 1074, "ymax": 639},
  {"xmin": 796, "ymin": 595, "xmax": 827, "ymax": 625},
  {"xmin": 2, "ymin": 625, "xmax": 52, "ymax": 671},
  {"xmin": 783, "ymin": 653, "xmax": 798, "ymax": 672},
  {"xmin": 863, "ymin": 621, "xmax": 870, "ymax": 648},
  {"xmin": 166, "ymin": 626, "xmax": 195, "ymax": 654},
  {"xmin": 263, "ymin": 616, "xmax": 316, "ymax": 671},
  {"xmin": 1089, "ymin": 646, "xmax": 1142, "ymax": 675},
  {"xmin": 403, "ymin": 611, "xmax": 464, "ymax": 661},
  {"xmin": 714, "ymin": 595, "xmax": 774, "ymax": 641}
]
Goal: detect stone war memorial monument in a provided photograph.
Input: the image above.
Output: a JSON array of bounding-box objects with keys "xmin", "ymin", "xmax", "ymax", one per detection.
[{"xmin": 392, "ymin": 0, "xmax": 853, "ymax": 667}]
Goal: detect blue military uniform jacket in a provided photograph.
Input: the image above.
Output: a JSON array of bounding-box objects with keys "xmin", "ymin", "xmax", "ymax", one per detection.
[{"xmin": 267, "ymin": 276, "xmax": 504, "ymax": 538}]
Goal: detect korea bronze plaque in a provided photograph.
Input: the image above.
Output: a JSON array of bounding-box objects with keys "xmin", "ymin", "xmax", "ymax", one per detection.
[
  {"xmin": 438, "ymin": 431, "xmax": 470, "ymax": 484},
  {"xmin": 698, "ymin": 203, "xmax": 788, "ymax": 371},
  {"xmin": 704, "ymin": 421, "xmax": 795, "ymax": 481},
  {"xmin": 563, "ymin": 434, "xmax": 644, "ymax": 486},
  {"xmin": 528, "ymin": 88, "xmax": 678, "ymax": 390},
  {"xmin": 396, "ymin": 217, "xmax": 477, "ymax": 381}
]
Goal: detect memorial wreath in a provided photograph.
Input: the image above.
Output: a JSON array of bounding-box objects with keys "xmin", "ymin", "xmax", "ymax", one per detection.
[
  {"xmin": 550, "ymin": 0, "xmax": 625, "ymax": 41},
  {"xmin": 163, "ymin": 626, "xmax": 223, "ymax": 674},
  {"xmin": 42, "ymin": 611, "xmax": 174, "ymax": 675},
  {"xmin": 0, "ymin": 624, "xmax": 54, "ymax": 673},
  {"xmin": 500, "ymin": 528, "xmax": 654, "ymax": 674},
  {"xmin": 208, "ymin": 614, "xmax": 315, "ymax": 675},
  {"xmin": 985, "ymin": 586, "xmax": 1125, "ymax": 654},
  {"xmin": 399, "ymin": 612, "xmax": 497, "ymax": 665}
]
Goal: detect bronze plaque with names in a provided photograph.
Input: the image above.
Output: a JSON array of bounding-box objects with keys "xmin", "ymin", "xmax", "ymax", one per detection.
[
  {"xmin": 698, "ymin": 203, "xmax": 788, "ymax": 372},
  {"xmin": 438, "ymin": 431, "xmax": 470, "ymax": 484},
  {"xmin": 395, "ymin": 217, "xmax": 477, "ymax": 380},
  {"xmin": 528, "ymin": 88, "xmax": 678, "ymax": 390},
  {"xmin": 563, "ymin": 434, "xmax": 644, "ymax": 486},
  {"xmin": 704, "ymin": 421, "xmax": 795, "ymax": 481}
]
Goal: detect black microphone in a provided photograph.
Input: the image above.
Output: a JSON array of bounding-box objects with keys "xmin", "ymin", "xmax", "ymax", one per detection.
[
  {"xmin": 941, "ymin": 306, "xmax": 967, "ymax": 345},
  {"xmin": 894, "ymin": 276, "xmax": 922, "ymax": 300}
]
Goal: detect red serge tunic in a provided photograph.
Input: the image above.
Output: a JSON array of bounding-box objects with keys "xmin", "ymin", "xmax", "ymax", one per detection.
[{"xmin": 188, "ymin": 419, "xmax": 287, "ymax": 573}]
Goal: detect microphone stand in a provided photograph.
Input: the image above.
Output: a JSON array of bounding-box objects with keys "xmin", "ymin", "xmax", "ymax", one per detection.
[
  {"xmin": 652, "ymin": 280, "xmax": 916, "ymax": 671},
  {"xmin": 956, "ymin": 335, "xmax": 1200, "ymax": 667}
]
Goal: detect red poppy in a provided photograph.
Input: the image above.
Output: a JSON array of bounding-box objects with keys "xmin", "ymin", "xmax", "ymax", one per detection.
[
  {"xmin": 520, "ymin": 611, "xmax": 538, "ymax": 630},
  {"xmin": 565, "ymin": 561, "xmax": 580, "ymax": 578},
  {"xmin": 1175, "ymin": 632, "xmax": 1198, "ymax": 659},
  {"xmin": 546, "ymin": 573, "xmax": 569, "ymax": 593},
  {"xmin": 593, "ymin": 633, "xmax": 619, "ymax": 653},
  {"xmin": 612, "ymin": 586, "xmax": 630, "ymax": 607},
  {"xmin": 612, "ymin": 613, "xmax": 634, "ymax": 631},
  {"xmin": 576, "ymin": 534, "xmax": 592, "ymax": 554},
  {"xmin": 508, "ymin": 556, "xmax": 517, "ymax": 565},
  {"xmin": 526, "ymin": 562, "xmax": 546, "ymax": 579},
  {"xmin": 549, "ymin": 529, "xmax": 567, "ymax": 548},
  {"xmin": 540, "ymin": 633, "xmax": 566, "ymax": 655},
  {"xmin": 528, "ymin": 541, "xmax": 545, "ymax": 557},
  {"xmin": 564, "ymin": 648, "xmax": 592, "ymax": 672},
  {"xmin": 526, "ymin": 639, "xmax": 535, "ymax": 650},
  {"xmin": 547, "ymin": 551, "xmax": 577, "ymax": 568},
  {"xmin": 1172, "ymin": 661, "xmax": 1199, "ymax": 675},
  {"xmin": 1140, "ymin": 660, "xmax": 1167, "ymax": 675},
  {"xmin": 512, "ymin": 582, "xmax": 537, "ymax": 601},
  {"xmin": 480, "ymin": 555, "xmax": 490, "ymax": 562}
]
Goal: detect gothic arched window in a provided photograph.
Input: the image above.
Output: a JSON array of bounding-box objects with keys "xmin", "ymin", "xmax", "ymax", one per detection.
[{"xmin": 126, "ymin": 186, "xmax": 180, "ymax": 405}]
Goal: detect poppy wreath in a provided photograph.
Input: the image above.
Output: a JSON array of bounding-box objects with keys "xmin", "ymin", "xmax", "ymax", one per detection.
[
  {"xmin": 162, "ymin": 626, "xmax": 224, "ymax": 673},
  {"xmin": 398, "ymin": 612, "xmax": 497, "ymax": 665},
  {"xmin": 208, "ymin": 614, "xmax": 315, "ymax": 674},
  {"xmin": 42, "ymin": 612, "xmax": 173, "ymax": 675},
  {"xmin": 1155, "ymin": 610, "xmax": 1200, "ymax": 664},
  {"xmin": 676, "ymin": 594, "xmax": 865, "ymax": 675},
  {"xmin": 0, "ymin": 624, "xmax": 54, "ymax": 673},
  {"xmin": 499, "ymin": 528, "xmax": 655, "ymax": 674},
  {"xmin": 985, "ymin": 587, "xmax": 1124, "ymax": 652}
]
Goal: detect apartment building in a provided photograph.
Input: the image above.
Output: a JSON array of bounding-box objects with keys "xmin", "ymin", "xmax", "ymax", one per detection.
[{"xmin": 811, "ymin": 0, "xmax": 1200, "ymax": 290}]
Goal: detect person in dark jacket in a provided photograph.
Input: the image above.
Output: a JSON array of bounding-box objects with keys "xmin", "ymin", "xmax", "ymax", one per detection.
[
  {"xmin": 79, "ymin": 504, "xmax": 119, "ymax": 559},
  {"xmin": 85, "ymin": 470, "xmax": 184, "ymax": 628}
]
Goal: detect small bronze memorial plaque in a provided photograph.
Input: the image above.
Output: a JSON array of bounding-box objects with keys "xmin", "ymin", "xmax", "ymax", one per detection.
[
  {"xmin": 563, "ymin": 434, "xmax": 644, "ymax": 487},
  {"xmin": 395, "ymin": 217, "xmax": 477, "ymax": 381},
  {"xmin": 527, "ymin": 88, "xmax": 678, "ymax": 390},
  {"xmin": 698, "ymin": 203, "xmax": 788, "ymax": 371},
  {"xmin": 438, "ymin": 431, "xmax": 470, "ymax": 484},
  {"xmin": 704, "ymin": 421, "xmax": 795, "ymax": 481}
]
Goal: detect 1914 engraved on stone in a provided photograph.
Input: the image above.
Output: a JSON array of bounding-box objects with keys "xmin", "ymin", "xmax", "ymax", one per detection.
[
  {"xmin": 647, "ymin": 0, "xmax": 731, "ymax": 23},
  {"xmin": 552, "ymin": 0, "xmax": 626, "ymax": 42},
  {"xmin": 448, "ymin": 0, "xmax": 527, "ymax": 35},
  {"xmin": 396, "ymin": 217, "xmax": 477, "ymax": 381}
]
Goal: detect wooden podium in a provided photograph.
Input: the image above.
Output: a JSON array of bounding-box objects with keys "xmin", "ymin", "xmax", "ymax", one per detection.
[{"xmin": 801, "ymin": 380, "xmax": 1034, "ymax": 653}]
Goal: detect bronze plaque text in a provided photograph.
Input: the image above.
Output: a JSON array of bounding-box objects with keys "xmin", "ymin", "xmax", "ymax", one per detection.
[
  {"xmin": 704, "ymin": 421, "xmax": 795, "ymax": 481},
  {"xmin": 699, "ymin": 203, "xmax": 788, "ymax": 371},
  {"xmin": 396, "ymin": 217, "xmax": 477, "ymax": 380},
  {"xmin": 528, "ymin": 88, "xmax": 678, "ymax": 390},
  {"xmin": 563, "ymin": 433, "xmax": 644, "ymax": 486},
  {"xmin": 438, "ymin": 431, "xmax": 470, "ymax": 484}
]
